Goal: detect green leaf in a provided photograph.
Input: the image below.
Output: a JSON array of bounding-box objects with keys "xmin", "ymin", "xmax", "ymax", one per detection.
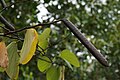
[
  {"xmin": 38, "ymin": 28, "xmax": 51, "ymax": 53},
  {"xmin": 20, "ymin": 28, "xmax": 38, "ymax": 64},
  {"xmin": 37, "ymin": 56, "xmax": 52, "ymax": 72},
  {"xmin": 46, "ymin": 66, "xmax": 60, "ymax": 80},
  {"xmin": 6, "ymin": 42, "xmax": 19, "ymax": 79},
  {"xmin": 0, "ymin": 67, "xmax": 4, "ymax": 72},
  {"xmin": 59, "ymin": 49, "xmax": 80, "ymax": 67}
]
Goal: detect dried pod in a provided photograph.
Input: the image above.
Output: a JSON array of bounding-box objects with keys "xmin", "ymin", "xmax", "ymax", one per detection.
[{"xmin": 61, "ymin": 18, "xmax": 109, "ymax": 67}]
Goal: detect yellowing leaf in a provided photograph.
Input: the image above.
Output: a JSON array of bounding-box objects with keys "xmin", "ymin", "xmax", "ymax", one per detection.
[
  {"xmin": 37, "ymin": 56, "xmax": 51, "ymax": 72},
  {"xmin": 0, "ymin": 41, "xmax": 9, "ymax": 68},
  {"xmin": 38, "ymin": 28, "xmax": 51, "ymax": 53},
  {"xmin": 20, "ymin": 28, "xmax": 38, "ymax": 64},
  {"xmin": 59, "ymin": 49, "xmax": 80, "ymax": 67},
  {"xmin": 6, "ymin": 42, "xmax": 19, "ymax": 79}
]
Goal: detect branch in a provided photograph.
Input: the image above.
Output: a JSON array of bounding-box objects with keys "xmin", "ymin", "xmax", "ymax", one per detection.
[
  {"xmin": 0, "ymin": 15, "xmax": 15, "ymax": 31},
  {"xmin": 1, "ymin": 16, "xmax": 109, "ymax": 67},
  {"xmin": 44, "ymin": 33, "xmax": 71, "ymax": 52},
  {"xmin": 0, "ymin": 0, "xmax": 30, "ymax": 13},
  {"xmin": 0, "ymin": 0, "xmax": 15, "ymax": 31},
  {"xmin": 0, "ymin": 34, "xmax": 23, "ymax": 41},
  {"xmin": 61, "ymin": 18, "xmax": 109, "ymax": 67},
  {"xmin": 0, "ymin": 2, "xmax": 13, "ymax": 13},
  {"xmin": 4, "ymin": 20, "xmax": 60, "ymax": 35},
  {"xmin": 38, "ymin": 45, "xmax": 46, "ymax": 54},
  {"xmin": 36, "ymin": 55, "xmax": 64, "ymax": 66},
  {"xmin": 0, "ymin": 0, "xmax": 7, "ymax": 8},
  {"xmin": 0, "ymin": 26, "xmax": 10, "ymax": 31}
]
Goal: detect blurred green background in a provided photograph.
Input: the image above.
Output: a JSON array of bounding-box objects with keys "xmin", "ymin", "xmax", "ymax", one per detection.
[{"xmin": 0, "ymin": 0, "xmax": 120, "ymax": 80}]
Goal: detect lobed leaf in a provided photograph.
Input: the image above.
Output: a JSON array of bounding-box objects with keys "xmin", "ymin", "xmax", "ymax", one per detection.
[
  {"xmin": 6, "ymin": 42, "xmax": 19, "ymax": 79},
  {"xmin": 59, "ymin": 49, "xmax": 80, "ymax": 67},
  {"xmin": 46, "ymin": 65, "xmax": 60, "ymax": 80},
  {"xmin": 0, "ymin": 67, "xmax": 4, "ymax": 72},
  {"xmin": 20, "ymin": 28, "xmax": 38, "ymax": 64},
  {"xmin": 38, "ymin": 28, "xmax": 51, "ymax": 53},
  {"xmin": 37, "ymin": 56, "xmax": 52, "ymax": 72}
]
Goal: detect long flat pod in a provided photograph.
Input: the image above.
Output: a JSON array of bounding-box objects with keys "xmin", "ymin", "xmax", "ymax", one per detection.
[{"xmin": 61, "ymin": 19, "xmax": 109, "ymax": 67}]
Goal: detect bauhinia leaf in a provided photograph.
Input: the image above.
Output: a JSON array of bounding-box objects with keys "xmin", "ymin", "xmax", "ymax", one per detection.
[
  {"xmin": 38, "ymin": 28, "xmax": 51, "ymax": 53},
  {"xmin": 0, "ymin": 67, "xmax": 4, "ymax": 72},
  {"xmin": 46, "ymin": 65, "xmax": 60, "ymax": 80},
  {"xmin": 20, "ymin": 28, "xmax": 38, "ymax": 64},
  {"xmin": 6, "ymin": 42, "xmax": 19, "ymax": 79},
  {"xmin": 0, "ymin": 41, "xmax": 9, "ymax": 68},
  {"xmin": 37, "ymin": 56, "xmax": 51, "ymax": 72},
  {"xmin": 59, "ymin": 49, "xmax": 80, "ymax": 67}
]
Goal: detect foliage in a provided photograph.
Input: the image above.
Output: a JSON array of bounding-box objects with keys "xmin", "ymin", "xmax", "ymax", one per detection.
[
  {"xmin": 0, "ymin": 0, "xmax": 120, "ymax": 80},
  {"xmin": 6, "ymin": 42, "xmax": 19, "ymax": 79},
  {"xmin": 59, "ymin": 49, "xmax": 80, "ymax": 67},
  {"xmin": 20, "ymin": 28, "xmax": 38, "ymax": 64}
]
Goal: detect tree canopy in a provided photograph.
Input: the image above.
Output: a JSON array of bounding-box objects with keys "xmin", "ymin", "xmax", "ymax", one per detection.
[{"xmin": 0, "ymin": 0, "xmax": 120, "ymax": 80}]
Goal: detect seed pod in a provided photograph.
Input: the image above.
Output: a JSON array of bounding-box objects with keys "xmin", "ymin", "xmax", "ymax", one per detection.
[{"xmin": 61, "ymin": 18, "xmax": 109, "ymax": 67}]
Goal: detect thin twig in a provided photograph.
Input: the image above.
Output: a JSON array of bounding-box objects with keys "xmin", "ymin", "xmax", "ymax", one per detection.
[
  {"xmin": 0, "ymin": 34, "xmax": 23, "ymax": 41},
  {"xmin": 0, "ymin": 3, "xmax": 13, "ymax": 13},
  {"xmin": 0, "ymin": 0, "xmax": 29, "ymax": 13},
  {"xmin": 36, "ymin": 55, "xmax": 64, "ymax": 66},
  {"xmin": 44, "ymin": 33, "xmax": 71, "ymax": 52},
  {"xmin": 4, "ymin": 20, "xmax": 61, "ymax": 35},
  {"xmin": 0, "ymin": 0, "xmax": 15, "ymax": 32},
  {"xmin": 38, "ymin": 45, "xmax": 46, "ymax": 54},
  {"xmin": 0, "ymin": 15, "xmax": 15, "ymax": 30},
  {"xmin": 36, "ymin": 49, "xmax": 44, "ymax": 55},
  {"xmin": 0, "ymin": 26, "xmax": 10, "ymax": 31},
  {"xmin": 0, "ymin": 0, "xmax": 7, "ymax": 8}
]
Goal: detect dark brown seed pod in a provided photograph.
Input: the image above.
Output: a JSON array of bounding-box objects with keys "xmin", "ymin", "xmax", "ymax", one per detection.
[{"xmin": 61, "ymin": 18, "xmax": 109, "ymax": 67}]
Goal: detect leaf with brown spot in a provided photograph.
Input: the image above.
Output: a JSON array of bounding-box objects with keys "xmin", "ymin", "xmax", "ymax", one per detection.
[{"xmin": 0, "ymin": 41, "xmax": 9, "ymax": 68}]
